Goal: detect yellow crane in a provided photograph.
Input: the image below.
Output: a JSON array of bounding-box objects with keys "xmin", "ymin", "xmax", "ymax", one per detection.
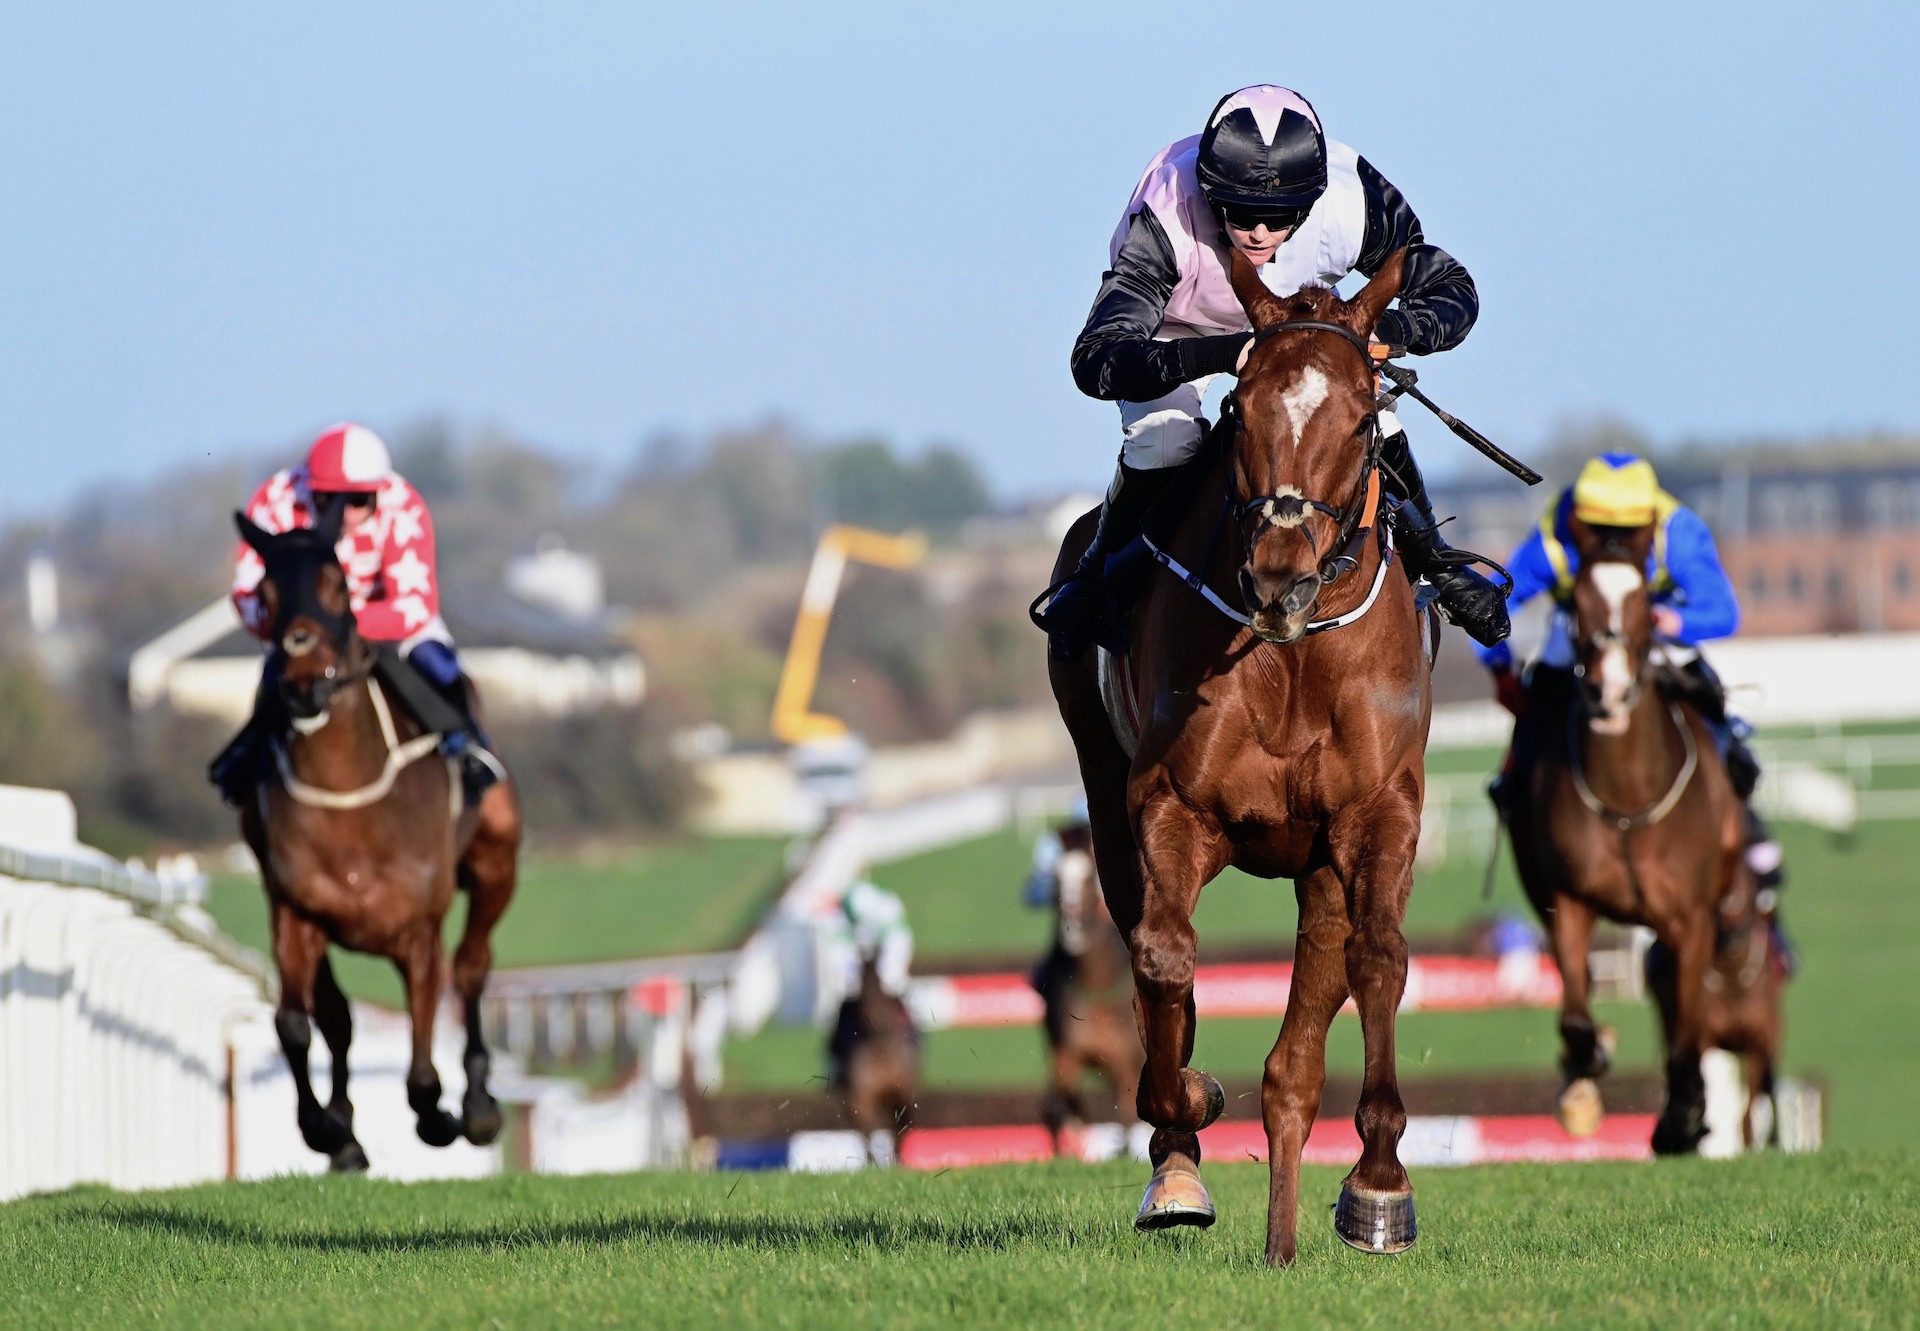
[{"xmin": 769, "ymin": 523, "xmax": 928, "ymax": 746}]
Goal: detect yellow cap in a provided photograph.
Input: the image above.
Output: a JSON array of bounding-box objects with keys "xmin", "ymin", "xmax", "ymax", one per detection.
[{"xmin": 1572, "ymin": 454, "xmax": 1660, "ymax": 527}]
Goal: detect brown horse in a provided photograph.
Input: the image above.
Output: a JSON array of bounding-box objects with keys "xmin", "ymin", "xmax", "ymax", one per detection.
[
  {"xmin": 1648, "ymin": 860, "xmax": 1786, "ymax": 1148},
  {"xmin": 1503, "ymin": 518, "xmax": 1746, "ymax": 1155},
  {"xmin": 1038, "ymin": 836, "xmax": 1142, "ymax": 1155},
  {"xmin": 235, "ymin": 510, "xmax": 522, "ymax": 1170},
  {"xmin": 840, "ymin": 954, "xmax": 920, "ymax": 1164},
  {"xmin": 1051, "ymin": 249, "xmax": 1439, "ymax": 1265}
]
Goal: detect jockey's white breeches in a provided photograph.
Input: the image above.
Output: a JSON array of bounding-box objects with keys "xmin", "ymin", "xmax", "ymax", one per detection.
[{"xmin": 1119, "ymin": 374, "xmax": 1227, "ymax": 471}]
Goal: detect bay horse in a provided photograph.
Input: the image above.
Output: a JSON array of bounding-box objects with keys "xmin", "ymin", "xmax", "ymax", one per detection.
[
  {"xmin": 1502, "ymin": 517, "xmax": 1746, "ymax": 1154},
  {"xmin": 235, "ymin": 509, "xmax": 522, "ymax": 1170},
  {"xmin": 840, "ymin": 954, "xmax": 919, "ymax": 1164},
  {"xmin": 1647, "ymin": 856, "xmax": 1785, "ymax": 1148},
  {"xmin": 1038, "ymin": 836, "xmax": 1141, "ymax": 1155},
  {"xmin": 1051, "ymin": 248, "xmax": 1438, "ymax": 1266}
]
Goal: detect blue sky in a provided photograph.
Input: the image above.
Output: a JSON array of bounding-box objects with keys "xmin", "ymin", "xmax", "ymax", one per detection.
[{"xmin": 2, "ymin": 2, "xmax": 1915, "ymax": 516}]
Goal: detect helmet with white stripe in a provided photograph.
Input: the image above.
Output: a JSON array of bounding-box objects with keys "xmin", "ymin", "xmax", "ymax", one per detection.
[
  {"xmin": 304, "ymin": 422, "xmax": 393, "ymax": 495},
  {"xmin": 1196, "ymin": 85, "xmax": 1328, "ymax": 223}
]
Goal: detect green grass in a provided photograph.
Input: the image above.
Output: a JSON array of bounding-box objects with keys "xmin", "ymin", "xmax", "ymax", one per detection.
[
  {"xmin": 205, "ymin": 836, "xmax": 789, "ymax": 1006},
  {"xmin": 754, "ymin": 819, "xmax": 1920, "ymax": 1152},
  {"xmin": 3, "ymin": 1155, "xmax": 1915, "ymax": 1329}
]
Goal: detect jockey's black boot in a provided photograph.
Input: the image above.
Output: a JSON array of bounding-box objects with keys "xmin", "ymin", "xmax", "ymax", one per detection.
[
  {"xmin": 1378, "ymin": 428, "xmax": 1512, "ymax": 648},
  {"xmin": 1032, "ymin": 461, "xmax": 1176, "ymax": 660},
  {"xmin": 431, "ymin": 675, "xmax": 503, "ymax": 801},
  {"xmin": 1671, "ymin": 657, "xmax": 1761, "ymax": 800}
]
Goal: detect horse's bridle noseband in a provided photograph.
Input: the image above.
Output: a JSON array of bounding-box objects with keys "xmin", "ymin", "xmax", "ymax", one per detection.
[{"xmin": 1231, "ymin": 318, "xmax": 1384, "ymax": 587}]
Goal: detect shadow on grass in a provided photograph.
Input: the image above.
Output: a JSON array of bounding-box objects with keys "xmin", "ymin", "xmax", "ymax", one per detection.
[{"xmin": 78, "ymin": 1202, "xmax": 1071, "ymax": 1257}]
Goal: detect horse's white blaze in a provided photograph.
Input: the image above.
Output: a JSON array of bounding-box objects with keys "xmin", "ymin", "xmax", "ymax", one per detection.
[
  {"xmin": 1280, "ymin": 367, "xmax": 1329, "ymax": 443},
  {"xmin": 1589, "ymin": 562, "xmax": 1643, "ymax": 732},
  {"xmin": 1591, "ymin": 563, "xmax": 1642, "ymax": 633}
]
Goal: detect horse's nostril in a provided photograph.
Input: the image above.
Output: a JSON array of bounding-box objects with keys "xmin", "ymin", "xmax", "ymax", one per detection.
[{"xmin": 1280, "ymin": 577, "xmax": 1318, "ymax": 616}]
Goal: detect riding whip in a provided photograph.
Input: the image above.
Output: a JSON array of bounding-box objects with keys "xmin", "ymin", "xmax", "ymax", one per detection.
[{"xmin": 1377, "ymin": 361, "xmax": 1542, "ymax": 486}]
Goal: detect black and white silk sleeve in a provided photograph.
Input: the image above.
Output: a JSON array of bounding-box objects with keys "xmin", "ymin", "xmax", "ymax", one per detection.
[
  {"xmin": 1070, "ymin": 210, "xmax": 1252, "ymax": 403},
  {"xmin": 1355, "ymin": 156, "xmax": 1479, "ymax": 355}
]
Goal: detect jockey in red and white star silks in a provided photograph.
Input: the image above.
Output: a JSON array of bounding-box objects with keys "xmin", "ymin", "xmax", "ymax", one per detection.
[
  {"xmin": 232, "ymin": 431, "xmax": 451, "ymax": 654},
  {"xmin": 210, "ymin": 422, "xmax": 494, "ymax": 806}
]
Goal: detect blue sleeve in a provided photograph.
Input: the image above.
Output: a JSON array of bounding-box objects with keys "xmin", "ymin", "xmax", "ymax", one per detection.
[
  {"xmin": 1474, "ymin": 526, "xmax": 1557, "ymax": 669},
  {"xmin": 1663, "ymin": 509, "xmax": 1739, "ymax": 642}
]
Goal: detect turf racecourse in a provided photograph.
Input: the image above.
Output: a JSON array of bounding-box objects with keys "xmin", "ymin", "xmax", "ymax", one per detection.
[{"xmin": 4, "ymin": 1155, "xmax": 1915, "ymax": 1330}]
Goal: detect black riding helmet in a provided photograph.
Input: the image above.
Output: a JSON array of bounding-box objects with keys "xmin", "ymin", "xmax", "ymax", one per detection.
[{"xmin": 1196, "ymin": 85, "xmax": 1328, "ymax": 226}]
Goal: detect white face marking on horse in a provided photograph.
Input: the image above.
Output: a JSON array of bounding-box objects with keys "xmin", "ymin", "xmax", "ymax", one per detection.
[
  {"xmin": 1590, "ymin": 563, "xmax": 1642, "ymax": 634},
  {"xmin": 1279, "ymin": 367, "xmax": 1330, "ymax": 444},
  {"xmin": 1588, "ymin": 563, "xmax": 1643, "ymax": 732}
]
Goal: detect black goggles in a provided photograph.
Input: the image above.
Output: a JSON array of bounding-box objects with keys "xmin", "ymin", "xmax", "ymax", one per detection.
[
  {"xmin": 315, "ymin": 491, "xmax": 378, "ymax": 511},
  {"xmin": 1218, "ymin": 204, "xmax": 1309, "ymax": 233}
]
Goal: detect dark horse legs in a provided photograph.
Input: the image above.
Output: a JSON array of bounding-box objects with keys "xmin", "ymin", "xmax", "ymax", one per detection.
[
  {"xmin": 1548, "ymin": 892, "xmax": 1611, "ymax": 1136},
  {"xmin": 270, "ymin": 902, "xmax": 358, "ymax": 1163},
  {"xmin": 450, "ymin": 783, "xmax": 520, "ymax": 1146},
  {"xmin": 1649, "ymin": 915, "xmax": 1713, "ymax": 1154},
  {"xmin": 312, "ymin": 956, "xmax": 369, "ymax": 1170},
  {"xmin": 397, "ymin": 919, "xmax": 464, "ymax": 1148}
]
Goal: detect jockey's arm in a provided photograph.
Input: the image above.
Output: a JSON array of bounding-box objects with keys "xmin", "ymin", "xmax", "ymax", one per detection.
[
  {"xmin": 354, "ymin": 486, "xmax": 441, "ymax": 643},
  {"xmin": 1353, "ymin": 157, "xmax": 1479, "ymax": 355},
  {"xmin": 1660, "ymin": 508, "xmax": 1741, "ymax": 643},
  {"xmin": 875, "ymin": 923, "xmax": 914, "ymax": 994},
  {"xmin": 1070, "ymin": 210, "xmax": 1252, "ymax": 403},
  {"xmin": 1474, "ymin": 526, "xmax": 1556, "ymax": 671}
]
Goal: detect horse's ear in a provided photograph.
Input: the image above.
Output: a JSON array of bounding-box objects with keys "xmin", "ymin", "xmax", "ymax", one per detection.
[
  {"xmin": 1345, "ymin": 248, "xmax": 1408, "ymax": 340},
  {"xmin": 235, "ymin": 510, "xmax": 273, "ymax": 555},
  {"xmin": 1228, "ymin": 247, "xmax": 1288, "ymax": 330},
  {"xmin": 312, "ymin": 494, "xmax": 348, "ymax": 545}
]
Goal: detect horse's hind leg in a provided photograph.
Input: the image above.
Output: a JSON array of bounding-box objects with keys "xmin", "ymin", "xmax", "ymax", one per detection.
[
  {"xmin": 1548, "ymin": 893, "xmax": 1609, "ymax": 1137},
  {"xmin": 312, "ymin": 955, "xmax": 369, "ymax": 1171},
  {"xmin": 1129, "ymin": 792, "xmax": 1229, "ymax": 1231},
  {"xmin": 451, "ymin": 784, "xmax": 520, "ymax": 1146},
  {"xmin": 1329, "ymin": 786, "xmax": 1421, "ymax": 1255},
  {"xmin": 1262, "ymin": 864, "xmax": 1351, "ymax": 1267},
  {"xmin": 396, "ymin": 920, "xmax": 464, "ymax": 1148},
  {"xmin": 270, "ymin": 903, "xmax": 353, "ymax": 1158}
]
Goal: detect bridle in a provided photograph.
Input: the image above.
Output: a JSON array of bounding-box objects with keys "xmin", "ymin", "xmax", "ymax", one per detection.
[{"xmin": 1230, "ymin": 318, "xmax": 1384, "ymax": 589}]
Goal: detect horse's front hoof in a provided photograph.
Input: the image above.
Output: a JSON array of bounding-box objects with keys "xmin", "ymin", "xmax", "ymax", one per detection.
[
  {"xmin": 462, "ymin": 1091, "xmax": 503, "ymax": 1146},
  {"xmin": 1187, "ymin": 1069, "xmax": 1226, "ymax": 1131},
  {"xmin": 1651, "ymin": 1106, "xmax": 1706, "ymax": 1156},
  {"xmin": 298, "ymin": 1104, "xmax": 352, "ymax": 1155},
  {"xmin": 1333, "ymin": 1183, "xmax": 1417, "ymax": 1255},
  {"xmin": 1557, "ymin": 1077, "xmax": 1605, "ymax": 1138},
  {"xmin": 1135, "ymin": 1167, "xmax": 1216, "ymax": 1232},
  {"xmin": 329, "ymin": 1141, "xmax": 370, "ymax": 1173},
  {"xmin": 416, "ymin": 1109, "xmax": 463, "ymax": 1148}
]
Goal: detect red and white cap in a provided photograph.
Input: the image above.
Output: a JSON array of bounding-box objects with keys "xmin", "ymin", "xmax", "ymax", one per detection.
[{"xmin": 304, "ymin": 422, "xmax": 393, "ymax": 494}]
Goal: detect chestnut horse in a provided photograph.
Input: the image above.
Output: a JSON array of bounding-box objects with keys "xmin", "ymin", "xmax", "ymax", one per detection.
[
  {"xmin": 1051, "ymin": 249, "xmax": 1436, "ymax": 1266},
  {"xmin": 1503, "ymin": 518, "xmax": 1746, "ymax": 1154},
  {"xmin": 1038, "ymin": 838, "xmax": 1141, "ymax": 1155},
  {"xmin": 236, "ymin": 510, "xmax": 522, "ymax": 1170}
]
